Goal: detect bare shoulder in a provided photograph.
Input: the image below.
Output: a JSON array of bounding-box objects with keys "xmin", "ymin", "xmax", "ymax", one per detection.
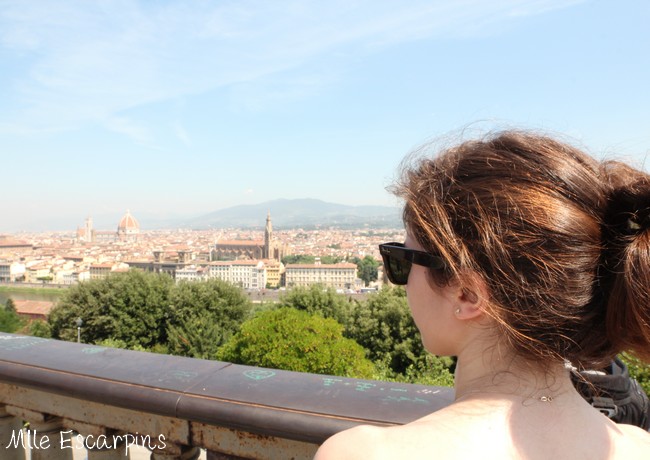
[
  {"xmin": 314, "ymin": 424, "xmax": 387, "ymax": 460},
  {"xmin": 314, "ymin": 411, "xmax": 471, "ymax": 460},
  {"xmin": 613, "ymin": 423, "xmax": 650, "ymax": 452}
]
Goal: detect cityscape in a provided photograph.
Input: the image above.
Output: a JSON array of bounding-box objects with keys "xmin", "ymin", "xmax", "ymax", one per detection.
[{"xmin": 0, "ymin": 210, "xmax": 404, "ymax": 317}]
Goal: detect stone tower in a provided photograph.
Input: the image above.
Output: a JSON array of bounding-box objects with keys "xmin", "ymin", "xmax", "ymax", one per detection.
[{"xmin": 263, "ymin": 211, "xmax": 273, "ymax": 259}]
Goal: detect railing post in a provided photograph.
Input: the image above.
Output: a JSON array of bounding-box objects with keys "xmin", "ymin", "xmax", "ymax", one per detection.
[
  {"xmin": 64, "ymin": 422, "xmax": 130, "ymax": 460},
  {"xmin": 29, "ymin": 416, "xmax": 73, "ymax": 460},
  {"xmin": 84, "ymin": 435, "xmax": 129, "ymax": 459},
  {"xmin": 0, "ymin": 406, "xmax": 26, "ymax": 460},
  {"xmin": 150, "ymin": 444, "xmax": 201, "ymax": 460},
  {"xmin": 206, "ymin": 451, "xmax": 249, "ymax": 460}
]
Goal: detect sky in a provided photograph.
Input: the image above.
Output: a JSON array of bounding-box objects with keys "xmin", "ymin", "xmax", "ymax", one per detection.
[{"xmin": 1, "ymin": 0, "xmax": 649, "ymax": 232}]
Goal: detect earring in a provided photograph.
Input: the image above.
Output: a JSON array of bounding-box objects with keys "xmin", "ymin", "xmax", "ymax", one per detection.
[{"xmin": 454, "ymin": 308, "xmax": 461, "ymax": 315}]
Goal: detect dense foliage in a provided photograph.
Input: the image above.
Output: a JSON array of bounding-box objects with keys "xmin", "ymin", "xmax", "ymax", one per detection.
[
  {"xmin": 48, "ymin": 271, "xmax": 252, "ymax": 356},
  {"xmin": 277, "ymin": 284, "xmax": 454, "ymax": 384},
  {"xmin": 42, "ymin": 274, "xmax": 454, "ymax": 385},
  {"xmin": 49, "ymin": 270, "xmax": 174, "ymax": 348},
  {"xmin": 38, "ymin": 272, "xmax": 650, "ymax": 393},
  {"xmin": 28, "ymin": 320, "xmax": 52, "ymax": 338},
  {"xmin": 278, "ymin": 284, "xmax": 352, "ymax": 326},
  {"xmin": 281, "ymin": 255, "xmax": 344, "ymax": 265},
  {"xmin": 166, "ymin": 279, "xmax": 252, "ymax": 359},
  {"xmin": 217, "ymin": 307, "xmax": 375, "ymax": 378},
  {"xmin": 621, "ymin": 352, "xmax": 650, "ymax": 395},
  {"xmin": 347, "ymin": 287, "xmax": 427, "ymax": 374},
  {"xmin": 0, "ymin": 299, "xmax": 25, "ymax": 333},
  {"xmin": 351, "ymin": 255, "xmax": 380, "ymax": 286}
]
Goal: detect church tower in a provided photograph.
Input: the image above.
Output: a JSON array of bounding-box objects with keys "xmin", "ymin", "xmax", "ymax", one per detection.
[
  {"xmin": 84, "ymin": 216, "xmax": 94, "ymax": 243},
  {"xmin": 264, "ymin": 211, "xmax": 273, "ymax": 259}
]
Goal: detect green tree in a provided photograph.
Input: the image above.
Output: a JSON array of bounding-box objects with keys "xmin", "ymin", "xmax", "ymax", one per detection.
[
  {"xmin": 346, "ymin": 286, "xmax": 426, "ymax": 375},
  {"xmin": 166, "ymin": 278, "xmax": 253, "ymax": 359},
  {"xmin": 48, "ymin": 270, "xmax": 174, "ymax": 348},
  {"xmin": 320, "ymin": 255, "xmax": 344, "ymax": 264},
  {"xmin": 282, "ymin": 254, "xmax": 315, "ymax": 265},
  {"xmin": 352, "ymin": 255, "xmax": 379, "ymax": 286},
  {"xmin": 375, "ymin": 354, "xmax": 454, "ymax": 387},
  {"xmin": 217, "ymin": 307, "xmax": 375, "ymax": 378},
  {"xmin": 28, "ymin": 320, "xmax": 52, "ymax": 338},
  {"xmin": 97, "ymin": 337, "xmax": 147, "ymax": 352},
  {"xmin": 5, "ymin": 298, "xmax": 16, "ymax": 313},
  {"xmin": 278, "ymin": 284, "xmax": 352, "ymax": 327},
  {"xmin": 0, "ymin": 300, "xmax": 24, "ymax": 333},
  {"xmin": 621, "ymin": 352, "xmax": 650, "ymax": 395},
  {"xmin": 281, "ymin": 254, "xmax": 344, "ymax": 265}
]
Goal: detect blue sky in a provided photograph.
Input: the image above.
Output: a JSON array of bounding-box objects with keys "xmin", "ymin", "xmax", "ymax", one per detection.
[{"xmin": 1, "ymin": 0, "xmax": 649, "ymax": 232}]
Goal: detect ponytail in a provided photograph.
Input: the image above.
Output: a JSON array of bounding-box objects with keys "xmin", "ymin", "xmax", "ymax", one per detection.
[{"xmin": 601, "ymin": 161, "xmax": 650, "ymax": 361}]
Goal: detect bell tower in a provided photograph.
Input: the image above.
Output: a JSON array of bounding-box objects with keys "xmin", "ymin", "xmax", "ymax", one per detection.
[{"xmin": 264, "ymin": 211, "xmax": 273, "ymax": 259}]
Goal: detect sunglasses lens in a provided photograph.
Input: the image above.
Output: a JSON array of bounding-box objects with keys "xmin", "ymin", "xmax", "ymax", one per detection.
[{"xmin": 384, "ymin": 252, "xmax": 410, "ymax": 285}]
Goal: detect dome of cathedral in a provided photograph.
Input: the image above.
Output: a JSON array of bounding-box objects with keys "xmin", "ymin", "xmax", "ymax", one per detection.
[{"xmin": 117, "ymin": 210, "xmax": 140, "ymax": 233}]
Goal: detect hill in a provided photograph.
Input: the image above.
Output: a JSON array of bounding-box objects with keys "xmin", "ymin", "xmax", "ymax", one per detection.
[{"xmin": 183, "ymin": 198, "xmax": 401, "ymax": 229}]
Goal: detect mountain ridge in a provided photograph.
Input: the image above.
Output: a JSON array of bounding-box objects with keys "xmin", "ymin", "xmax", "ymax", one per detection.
[{"xmin": 182, "ymin": 198, "xmax": 401, "ymax": 229}]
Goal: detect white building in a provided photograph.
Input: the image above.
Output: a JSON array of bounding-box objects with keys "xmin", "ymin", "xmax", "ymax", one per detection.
[
  {"xmin": 175, "ymin": 265, "xmax": 207, "ymax": 283},
  {"xmin": 57, "ymin": 268, "xmax": 91, "ymax": 285},
  {"xmin": 0, "ymin": 261, "xmax": 10, "ymax": 282},
  {"xmin": 207, "ymin": 260, "xmax": 267, "ymax": 290},
  {"xmin": 284, "ymin": 259, "xmax": 357, "ymax": 290},
  {"xmin": 11, "ymin": 262, "xmax": 26, "ymax": 281}
]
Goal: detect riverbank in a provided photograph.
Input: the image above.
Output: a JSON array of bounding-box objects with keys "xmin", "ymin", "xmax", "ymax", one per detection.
[
  {"xmin": 0, "ymin": 284, "xmax": 65, "ymax": 306},
  {"xmin": 0, "ymin": 284, "xmax": 67, "ymax": 295}
]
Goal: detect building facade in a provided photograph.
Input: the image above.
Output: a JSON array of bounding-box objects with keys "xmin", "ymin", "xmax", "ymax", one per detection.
[
  {"xmin": 207, "ymin": 260, "xmax": 267, "ymax": 290},
  {"xmin": 284, "ymin": 259, "xmax": 357, "ymax": 290},
  {"xmin": 262, "ymin": 259, "xmax": 283, "ymax": 288},
  {"xmin": 175, "ymin": 265, "xmax": 207, "ymax": 283},
  {"xmin": 75, "ymin": 210, "xmax": 140, "ymax": 244},
  {"xmin": 0, "ymin": 262, "xmax": 10, "ymax": 282},
  {"xmin": 117, "ymin": 210, "xmax": 140, "ymax": 241},
  {"xmin": 213, "ymin": 213, "xmax": 289, "ymax": 262}
]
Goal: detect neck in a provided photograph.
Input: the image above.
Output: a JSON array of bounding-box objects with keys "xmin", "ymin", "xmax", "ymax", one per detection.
[{"xmin": 453, "ymin": 341, "xmax": 574, "ymax": 403}]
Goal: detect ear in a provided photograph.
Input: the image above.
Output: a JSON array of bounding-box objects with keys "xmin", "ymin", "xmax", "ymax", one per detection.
[{"xmin": 453, "ymin": 275, "xmax": 488, "ymax": 320}]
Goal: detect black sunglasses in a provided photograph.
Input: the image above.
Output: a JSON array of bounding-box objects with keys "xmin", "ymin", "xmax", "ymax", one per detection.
[{"xmin": 378, "ymin": 242, "xmax": 445, "ymax": 285}]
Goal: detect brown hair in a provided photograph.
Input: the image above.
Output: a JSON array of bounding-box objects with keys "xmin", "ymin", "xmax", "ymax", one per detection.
[{"xmin": 393, "ymin": 131, "xmax": 650, "ymax": 369}]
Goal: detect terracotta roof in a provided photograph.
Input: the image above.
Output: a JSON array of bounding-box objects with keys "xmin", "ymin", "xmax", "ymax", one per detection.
[
  {"xmin": 216, "ymin": 240, "xmax": 264, "ymax": 246},
  {"xmin": 286, "ymin": 263, "xmax": 357, "ymax": 269},
  {"xmin": 230, "ymin": 260, "xmax": 261, "ymax": 266},
  {"xmin": 13, "ymin": 300, "xmax": 55, "ymax": 318},
  {"xmin": 118, "ymin": 210, "xmax": 140, "ymax": 230},
  {"xmin": 0, "ymin": 240, "xmax": 32, "ymax": 248},
  {"xmin": 209, "ymin": 260, "xmax": 261, "ymax": 266}
]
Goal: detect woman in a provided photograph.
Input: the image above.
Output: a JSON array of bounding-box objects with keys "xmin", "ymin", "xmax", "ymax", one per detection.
[{"xmin": 315, "ymin": 131, "xmax": 650, "ymax": 458}]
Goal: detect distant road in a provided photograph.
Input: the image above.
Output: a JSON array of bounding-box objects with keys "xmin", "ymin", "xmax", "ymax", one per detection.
[{"xmin": 0, "ymin": 281, "xmax": 71, "ymax": 289}]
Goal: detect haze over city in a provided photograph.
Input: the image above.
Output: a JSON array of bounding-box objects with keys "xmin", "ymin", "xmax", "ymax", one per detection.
[{"xmin": 1, "ymin": 1, "xmax": 649, "ymax": 232}]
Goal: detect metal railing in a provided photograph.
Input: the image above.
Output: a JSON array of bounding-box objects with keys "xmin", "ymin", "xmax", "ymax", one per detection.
[{"xmin": 0, "ymin": 332, "xmax": 454, "ymax": 459}]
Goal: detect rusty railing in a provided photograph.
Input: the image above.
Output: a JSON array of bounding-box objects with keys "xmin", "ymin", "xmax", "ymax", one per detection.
[{"xmin": 0, "ymin": 332, "xmax": 454, "ymax": 459}]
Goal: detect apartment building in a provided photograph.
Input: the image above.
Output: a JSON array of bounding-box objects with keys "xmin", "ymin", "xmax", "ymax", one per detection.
[
  {"xmin": 0, "ymin": 261, "xmax": 23, "ymax": 282},
  {"xmin": 207, "ymin": 260, "xmax": 267, "ymax": 290},
  {"xmin": 175, "ymin": 265, "xmax": 207, "ymax": 283},
  {"xmin": 284, "ymin": 259, "xmax": 357, "ymax": 290},
  {"xmin": 89, "ymin": 262, "xmax": 129, "ymax": 280}
]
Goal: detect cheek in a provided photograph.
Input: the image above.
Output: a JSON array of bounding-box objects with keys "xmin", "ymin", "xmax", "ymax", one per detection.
[{"xmin": 408, "ymin": 294, "xmax": 458, "ymax": 355}]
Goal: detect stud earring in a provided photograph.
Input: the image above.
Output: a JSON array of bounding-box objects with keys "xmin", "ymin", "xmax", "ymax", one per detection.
[{"xmin": 455, "ymin": 308, "xmax": 461, "ymax": 315}]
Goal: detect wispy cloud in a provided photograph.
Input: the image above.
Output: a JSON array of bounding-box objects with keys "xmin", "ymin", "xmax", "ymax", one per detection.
[
  {"xmin": 0, "ymin": 0, "xmax": 584, "ymax": 140},
  {"xmin": 104, "ymin": 116, "xmax": 153, "ymax": 147},
  {"xmin": 172, "ymin": 121, "xmax": 191, "ymax": 147}
]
